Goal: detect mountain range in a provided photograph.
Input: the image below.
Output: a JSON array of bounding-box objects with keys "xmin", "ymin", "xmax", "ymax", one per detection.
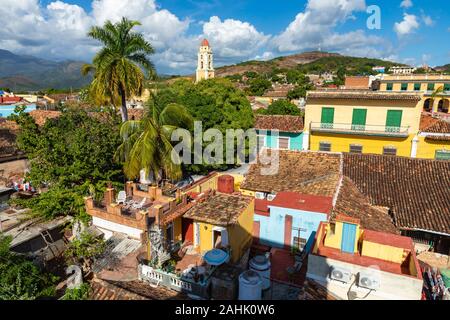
[{"xmin": 0, "ymin": 49, "xmax": 91, "ymax": 92}]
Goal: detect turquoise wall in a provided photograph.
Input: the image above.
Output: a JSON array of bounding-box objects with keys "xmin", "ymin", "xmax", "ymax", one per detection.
[
  {"xmin": 254, "ymin": 206, "xmax": 327, "ymax": 251},
  {"xmin": 257, "ymin": 130, "xmax": 304, "ymax": 151}
]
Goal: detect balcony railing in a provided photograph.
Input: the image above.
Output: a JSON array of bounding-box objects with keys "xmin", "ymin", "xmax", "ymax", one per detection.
[
  {"xmin": 310, "ymin": 122, "xmax": 410, "ymax": 137},
  {"xmin": 138, "ymin": 264, "xmax": 212, "ymax": 299}
]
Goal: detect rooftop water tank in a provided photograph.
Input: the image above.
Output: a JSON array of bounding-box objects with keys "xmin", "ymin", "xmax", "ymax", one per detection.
[
  {"xmin": 218, "ymin": 175, "xmax": 234, "ymax": 194},
  {"xmin": 238, "ymin": 270, "xmax": 262, "ymax": 300},
  {"xmin": 249, "ymin": 255, "xmax": 271, "ymax": 290}
]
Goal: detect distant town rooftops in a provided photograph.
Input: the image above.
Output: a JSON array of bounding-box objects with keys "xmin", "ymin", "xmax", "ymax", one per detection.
[
  {"xmin": 28, "ymin": 110, "xmax": 61, "ymax": 126},
  {"xmin": 241, "ymin": 151, "xmax": 342, "ymax": 197},
  {"xmin": 183, "ymin": 191, "xmax": 253, "ymax": 226},
  {"xmin": 254, "ymin": 115, "xmax": 304, "ymax": 133},
  {"xmin": 307, "ymin": 90, "xmax": 422, "ymax": 101},
  {"xmin": 342, "ymin": 153, "xmax": 450, "ymax": 235}
]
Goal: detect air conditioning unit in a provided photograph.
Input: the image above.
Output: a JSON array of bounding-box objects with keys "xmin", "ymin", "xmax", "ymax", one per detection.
[
  {"xmin": 329, "ymin": 266, "xmax": 352, "ymax": 283},
  {"xmin": 255, "ymin": 192, "xmax": 266, "ymax": 200},
  {"xmin": 267, "ymin": 193, "xmax": 277, "ymax": 201},
  {"xmin": 358, "ymin": 271, "xmax": 380, "ymax": 290}
]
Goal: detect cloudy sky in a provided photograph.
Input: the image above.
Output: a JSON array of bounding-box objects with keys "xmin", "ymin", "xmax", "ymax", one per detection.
[{"xmin": 0, "ymin": 0, "xmax": 449, "ymax": 74}]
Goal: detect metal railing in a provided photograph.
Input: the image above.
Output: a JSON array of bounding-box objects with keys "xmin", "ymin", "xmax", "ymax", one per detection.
[
  {"xmin": 310, "ymin": 122, "xmax": 410, "ymax": 137},
  {"xmin": 138, "ymin": 264, "xmax": 212, "ymax": 299}
]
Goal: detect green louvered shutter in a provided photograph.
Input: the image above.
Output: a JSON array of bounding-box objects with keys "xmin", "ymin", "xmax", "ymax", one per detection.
[{"xmin": 351, "ymin": 109, "xmax": 367, "ymax": 131}]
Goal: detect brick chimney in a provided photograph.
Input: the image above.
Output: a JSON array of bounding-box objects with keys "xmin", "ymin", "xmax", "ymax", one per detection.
[
  {"xmin": 104, "ymin": 187, "xmax": 115, "ymax": 206},
  {"xmin": 125, "ymin": 181, "xmax": 134, "ymax": 198}
]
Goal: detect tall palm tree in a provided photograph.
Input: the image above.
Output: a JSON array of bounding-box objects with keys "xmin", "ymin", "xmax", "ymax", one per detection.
[
  {"xmin": 82, "ymin": 17, "xmax": 155, "ymax": 122},
  {"xmin": 115, "ymin": 97, "xmax": 193, "ymax": 183}
]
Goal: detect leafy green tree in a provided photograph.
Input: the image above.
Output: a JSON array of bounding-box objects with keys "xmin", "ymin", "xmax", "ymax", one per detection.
[
  {"xmin": 115, "ymin": 98, "xmax": 193, "ymax": 182},
  {"xmin": 246, "ymin": 77, "xmax": 272, "ymax": 96},
  {"xmin": 62, "ymin": 283, "xmax": 90, "ymax": 300},
  {"xmin": 0, "ymin": 234, "xmax": 57, "ymax": 300},
  {"xmin": 9, "ymin": 107, "xmax": 122, "ymax": 220},
  {"xmin": 82, "ymin": 17, "xmax": 155, "ymax": 122},
  {"xmin": 65, "ymin": 232, "xmax": 106, "ymax": 272},
  {"xmin": 150, "ymin": 78, "xmax": 254, "ymax": 174},
  {"xmin": 263, "ymin": 99, "xmax": 301, "ymax": 116},
  {"xmin": 287, "ymin": 82, "xmax": 314, "ymax": 100}
]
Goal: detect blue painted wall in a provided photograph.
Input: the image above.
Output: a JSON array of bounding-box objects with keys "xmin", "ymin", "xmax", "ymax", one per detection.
[
  {"xmin": 257, "ymin": 130, "xmax": 303, "ymax": 151},
  {"xmin": 0, "ymin": 104, "xmax": 36, "ymax": 118},
  {"xmin": 254, "ymin": 205, "xmax": 328, "ymax": 252}
]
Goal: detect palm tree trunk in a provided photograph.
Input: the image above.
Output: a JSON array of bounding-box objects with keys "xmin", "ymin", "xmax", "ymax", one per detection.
[{"xmin": 119, "ymin": 85, "xmax": 128, "ymax": 122}]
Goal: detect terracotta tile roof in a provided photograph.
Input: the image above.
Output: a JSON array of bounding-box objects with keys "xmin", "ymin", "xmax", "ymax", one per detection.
[
  {"xmin": 254, "ymin": 115, "xmax": 304, "ymax": 133},
  {"xmin": 183, "ymin": 192, "xmax": 253, "ymax": 226},
  {"xmin": 29, "ymin": 110, "xmax": 61, "ymax": 126},
  {"xmin": 0, "ymin": 118, "xmax": 20, "ymax": 158},
  {"xmin": 256, "ymin": 192, "xmax": 333, "ymax": 215},
  {"xmin": 333, "ymin": 177, "xmax": 399, "ymax": 234},
  {"xmin": 90, "ymin": 278, "xmax": 188, "ymax": 300},
  {"xmin": 343, "ymin": 153, "xmax": 450, "ymax": 235},
  {"xmin": 241, "ymin": 151, "xmax": 342, "ymax": 197},
  {"xmin": 127, "ymin": 108, "xmax": 145, "ymax": 120},
  {"xmin": 419, "ymin": 114, "xmax": 450, "ymax": 141},
  {"xmin": 307, "ymin": 90, "xmax": 422, "ymax": 101},
  {"xmin": 344, "ymin": 76, "xmax": 370, "ymax": 89}
]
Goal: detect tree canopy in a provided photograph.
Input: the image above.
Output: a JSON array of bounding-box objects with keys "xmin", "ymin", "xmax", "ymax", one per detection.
[
  {"xmin": 151, "ymin": 78, "xmax": 254, "ymax": 174},
  {"xmin": 256, "ymin": 99, "xmax": 301, "ymax": 116},
  {"xmin": 9, "ymin": 106, "xmax": 123, "ymax": 220},
  {"xmin": 0, "ymin": 234, "xmax": 56, "ymax": 300}
]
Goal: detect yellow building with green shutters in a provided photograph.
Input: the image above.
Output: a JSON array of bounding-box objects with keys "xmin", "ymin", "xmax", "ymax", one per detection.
[
  {"xmin": 379, "ymin": 74, "xmax": 450, "ymax": 114},
  {"xmin": 304, "ymin": 91, "xmax": 424, "ymax": 157}
]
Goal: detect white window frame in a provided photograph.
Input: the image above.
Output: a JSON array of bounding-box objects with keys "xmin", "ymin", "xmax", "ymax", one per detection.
[
  {"xmin": 212, "ymin": 226, "xmax": 229, "ymax": 247},
  {"xmin": 277, "ymin": 136, "xmax": 290, "ymax": 150},
  {"xmin": 194, "ymin": 222, "xmax": 200, "ymax": 247}
]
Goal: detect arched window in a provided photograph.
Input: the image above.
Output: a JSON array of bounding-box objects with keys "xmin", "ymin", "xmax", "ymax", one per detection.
[
  {"xmin": 438, "ymin": 99, "xmax": 449, "ymax": 113},
  {"xmin": 423, "ymin": 98, "xmax": 433, "ymax": 112}
]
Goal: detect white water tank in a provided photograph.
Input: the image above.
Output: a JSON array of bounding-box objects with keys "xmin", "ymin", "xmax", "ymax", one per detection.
[
  {"xmin": 238, "ymin": 270, "xmax": 262, "ymax": 300},
  {"xmin": 249, "ymin": 255, "xmax": 271, "ymax": 290}
]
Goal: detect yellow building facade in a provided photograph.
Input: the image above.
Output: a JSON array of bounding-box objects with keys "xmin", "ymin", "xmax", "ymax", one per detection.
[
  {"xmin": 304, "ymin": 91, "xmax": 424, "ymax": 157},
  {"xmin": 379, "ymin": 74, "xmax": 450, "ymax": 114}
]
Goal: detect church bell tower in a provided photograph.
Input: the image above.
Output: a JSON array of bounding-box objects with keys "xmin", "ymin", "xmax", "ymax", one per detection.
[{"xmin": 196, "ymin": 39, "xmax": 215, "ymax": 83}]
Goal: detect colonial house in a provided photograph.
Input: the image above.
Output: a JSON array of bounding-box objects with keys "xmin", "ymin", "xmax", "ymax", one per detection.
[
  {"xmin": 307, "ymin": 215, "xmax": 423, "ymax": 300},
  {"xmin": 255, "ymin": 115, "xmax": 305, "ymax": 151},
  {"xmin": 379, "ymin": 74, "xmax": 450, "ymax": 116},
  {"xmin": 304, "ymin": 90, "xmax": 424, "ymax": 157}
]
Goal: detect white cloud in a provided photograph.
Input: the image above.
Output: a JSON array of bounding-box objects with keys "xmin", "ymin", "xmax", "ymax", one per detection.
[
  {"xmin": 271, "ymin": 0, "xmax": 390, "ymax": 59},
  {"xmin": 422, "ymin": 15, "xmax": 434, "ymax": 27},
  {"xmin": 202, "ymin": 16, "xmax": 270, "ymax": 61},
  {"xmin": 400, "ymin": 0, "xmax": 413, "ymax": 9},
  {"xmin": 394, "ymin": 13, "xmax": 420, "ymax": 36}
]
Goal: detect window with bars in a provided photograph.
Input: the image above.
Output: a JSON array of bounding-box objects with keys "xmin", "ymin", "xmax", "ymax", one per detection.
[
  {"xmin": 427, "ymin": 83, "xmax": 435, "ymax": 91},
  {"xmin": 414, "ymin": 83, "xmax": 421, "ymax": 91},
  {"xmin": 349, "ymin": 144, "xmax": 363, "ymax": 154},
  {"xmin": 293, "ymin": 237, "xmax": 307, "ymax": 251},
  {"xmin": 278, "ymin": 136, "xmax": 290, "ymax": 149},
  {"xmin": 401, "ymin": 83, "xmax": 408, "ymax": 91},
  {"xmin": 319, "ymin": 142, "xmax": 331, "ymax": 152},
  {"xmin": 435, "ymin": 150, "xmax": 450, "ymax": 161},
  {"xmin": 383, "ymin": 146, "xmax": 397, "ymax": 156},
  {"xmin": 386, "ymin": 83, "xmax": 393, "ymax": 91}
]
